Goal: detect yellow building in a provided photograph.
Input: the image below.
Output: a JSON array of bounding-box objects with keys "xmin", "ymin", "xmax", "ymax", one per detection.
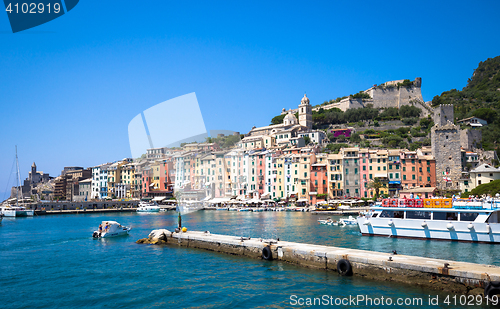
[
  {"xmin": 327, "ymin": 153, "xmax": 343, "ymax": 198},
  {"xmin": 275, "ymin": 156, "xmax": 286, "ymax": 199},
  {"xmin": 297, "ymin": 152, "xmax": 316, "ymax": 203},
  {"xmin": 367, "ymin": 150, "xmax": 389, "ymax": 197}
]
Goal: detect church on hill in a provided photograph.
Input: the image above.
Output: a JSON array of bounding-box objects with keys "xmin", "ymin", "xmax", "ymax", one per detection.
[{"xmin": 240, "ymin": 94, "xmax": 326, "ymax": 150}]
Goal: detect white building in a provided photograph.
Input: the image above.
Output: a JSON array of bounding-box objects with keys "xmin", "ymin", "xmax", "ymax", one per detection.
[
  {"xmin": 91, "ymin": 163, "xmax": 110, "ymax": 199},
  {"xmin": 298, "ymin": 130, "xmax": 327, "ymax": 145}
]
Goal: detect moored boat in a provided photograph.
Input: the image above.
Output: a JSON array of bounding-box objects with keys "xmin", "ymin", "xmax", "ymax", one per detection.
[
  {"xmin": 93, "ymin": 221, "xmax": 131, "ymax": 238},
  {"xmin": 357, "ymin": 198, "xmax": 500, "ymax": 243},
  {"xmin": 339, "ymin": 216, "xmax": 357, "ymax": 226},
  {"xmin": 1, "ymin": 205, "xmax": 33, "ymax": 217},
  {"xmin": 318, "ymin": 218, "xmax": 338, "ymax": 226},
  {"xmin": 137, "ymin": 201, "xmax": 161, "ymax": 212}
]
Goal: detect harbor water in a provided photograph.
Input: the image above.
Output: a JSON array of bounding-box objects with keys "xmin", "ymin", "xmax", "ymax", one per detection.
[{"xmin": 1, "ymin": 211, "xmax": 499, "ymax": 308}]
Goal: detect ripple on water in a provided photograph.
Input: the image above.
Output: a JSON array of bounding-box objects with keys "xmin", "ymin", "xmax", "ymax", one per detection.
[{"xmin": 1, "ymin": 211, "xmax": 498, "ymax": 308}]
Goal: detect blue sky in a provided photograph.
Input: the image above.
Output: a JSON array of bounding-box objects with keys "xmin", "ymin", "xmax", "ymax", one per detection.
[{"xmin": 1, "ymin": 0, "xmax": 499, "ymax": 198}]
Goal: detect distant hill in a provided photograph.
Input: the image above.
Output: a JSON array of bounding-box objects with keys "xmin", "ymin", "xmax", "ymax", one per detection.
[{"xmin": 431, "ymin": 56, "xmax": 500, "ymax": 153}]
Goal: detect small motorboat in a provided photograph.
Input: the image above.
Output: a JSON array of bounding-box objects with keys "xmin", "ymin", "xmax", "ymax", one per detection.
[
  {"xmin": 318, "ymin": 218, "xmax": 338, "ymax": 226},
  {"xmin": 339, "ymin": 216, "xmax": 357, "ymax": 226},
  {"xmin": 137, "ymin": 201, "xmax": 160, "ymax": 212},
  {"xmin": 93, "ymin": 221, "xmax": 131, "ymax": 238}
]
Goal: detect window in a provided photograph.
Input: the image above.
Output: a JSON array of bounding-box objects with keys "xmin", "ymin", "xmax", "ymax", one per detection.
[
  {"xmin": 403, "ymin": 175, "xmax": 406, "ymax": 180},
  {"xmin": 427, "ymin": 177, "xmax": 431, "ymax": 182},
  {"xmin": 369, "ymin": 166, "xmax": 372, "ymax": 170},
  {"xmin": 412, "ymin": 175, "xmax": 415, "ymax": 180},
  {"xmin": 433, "ymin": 212, "xmax": 457, "ymax": 221},
  {"xmin": 363, "ymin": 166, "xmax": 366, "ymax": 171},
  {"xmin": 389, "ymin": 173, "xmax": 393, "ymax": 179},
  {"xmin": 369, "ymin": 174, "xmax": 372, "ymax": 179},
  {"xmin": 412, "ymin": 167, "xmax": 415, "ymax": 172},
  {"xmin": 403, "ymin": 167, "xmax": 406, "ymax": 171},
  {"xmin": 389, "ymin": 164, "xmax": 392, "ymax": 170},
  {"xmin": 380, "ymin": 210, "xmax": 404, "ymax": 218},
  {"xmin": 354, "ymin": 168, "xmax": 358, "ymax": 174},
  {"xmin": 461, "ymin": 213, "xmax": 479, "ymax": 221},
  {"xmin": 345, "ymin": 168, "xmax": 349, "ymax": 174},
  {"xmin": 395, "ymin": 173, "xmax": 399, "ymax": 178},
  {"xmin": 478, "ymin": 180, "xmax": 482, "ymax": 185},
  {"xmin": 406, "ymin": 211, "xmax": 431, "ymax": 220},
  {"xmin": 396, "ymin": 165, "xmax": 400, "ymax": 170},
  {"xmin": 377, "ymin": 166, "xmax": 380, "ymax": 171},
  {"xmin": 427, "ymin": 167, "xmax": 430, "ymax": 172}
]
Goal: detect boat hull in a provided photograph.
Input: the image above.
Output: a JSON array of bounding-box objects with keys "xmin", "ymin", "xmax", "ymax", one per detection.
[
  {"xmin": 137, "ymin": 207, "xmax": 160, "ymax": 212},
  {"xmin": 2, "ymin": 209, "xmax": 33, "ymax": 217},
  {"xmin": 93, "ymin": 228, "xmax": 131, "ymax": 238},
  {"xmin": 357, "ymin": 217, "xmax": 500, "ymax": 243}
]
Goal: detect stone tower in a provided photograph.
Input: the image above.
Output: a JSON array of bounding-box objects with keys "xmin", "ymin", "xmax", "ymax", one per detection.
[
  {"xmin": 431, "ymin": 104, "xmax": 461, "ymax": 191},
  {"xmin": 433, "ymin": 104, "xmax": 454, "ymax": 127},
  {"xmin": 299, "ymin": 94, "xmax": 312, "ymax": 130},
  {"xmin": 30, "ymin": 162, "xmax": 36, "ymax": 184}
]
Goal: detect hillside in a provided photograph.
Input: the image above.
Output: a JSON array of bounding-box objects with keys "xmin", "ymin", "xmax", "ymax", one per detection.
[{"xmin": 431, "ymin": 56, "xmax": 500, "ymax": 153}]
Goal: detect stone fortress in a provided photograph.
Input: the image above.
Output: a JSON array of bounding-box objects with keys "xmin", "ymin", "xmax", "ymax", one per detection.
[
  {"xmin": 431, "ymin": 104, "xmax": 462, "ymax": 191},
  {"xmin": 282, "ymin": 77, "xmax": 433, "ymax": 117}
]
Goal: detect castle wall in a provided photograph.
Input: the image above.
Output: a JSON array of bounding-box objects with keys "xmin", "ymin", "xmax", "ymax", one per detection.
[
  {"xmin": 368, "ymin": 84, "xmax": 424, "ymax": 110},
  {"xmin": 281, "ymin": 78, "xmax": 429, "ymax": 116},
  {"xmin": 460, "ymin": 129, "xmax": 482, "ymax": 150}
]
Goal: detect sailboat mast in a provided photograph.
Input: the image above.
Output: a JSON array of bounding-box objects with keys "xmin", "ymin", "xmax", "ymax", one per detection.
[{"xmin": 15, "ymin": 146, "xmax": 21, "ymax": 207}]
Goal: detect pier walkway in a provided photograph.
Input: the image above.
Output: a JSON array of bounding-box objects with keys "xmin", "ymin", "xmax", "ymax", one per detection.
[{"xmin": 141, "ymin": 229, "xmax": 500, "ymax": 294}]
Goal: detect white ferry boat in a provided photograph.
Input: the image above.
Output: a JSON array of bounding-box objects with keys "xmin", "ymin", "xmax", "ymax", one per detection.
[
  {"xmin": 137, "ymin": 201, "xmax": 161, "ymax": 212},
  {"xmin": 357, "ymin": 198, "xmax": 500, "ymax": 243}
]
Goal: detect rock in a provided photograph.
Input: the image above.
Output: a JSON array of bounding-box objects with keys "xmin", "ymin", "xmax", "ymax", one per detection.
[
  {"xmin": 468, "ymin": 287, "xmax": 484, "ymax": 296},
  {"xmin": 136, "ymin": 238, "xmax": 149, "ymax": 244},
  {"xmin": 148, "ymin": 229, "xmax": 172, "ymax": 241}
]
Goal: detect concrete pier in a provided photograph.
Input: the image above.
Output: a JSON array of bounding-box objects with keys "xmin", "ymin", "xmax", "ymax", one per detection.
[{"xmin": 139, "ymin": 229, "xmax": 500, "ymax": 294}]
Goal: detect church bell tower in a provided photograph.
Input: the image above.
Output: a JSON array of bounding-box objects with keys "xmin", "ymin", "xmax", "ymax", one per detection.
[{"xmin": 299, "ymin": 94, "xmax": 312, "ymax": 130}]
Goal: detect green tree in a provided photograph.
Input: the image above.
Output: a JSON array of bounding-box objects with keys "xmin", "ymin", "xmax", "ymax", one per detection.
[
  {"xmin": 419, "ymin": 117, "xmax": 434, "ymax": 131},
  {"xmin": 270, "ymin": 114, "xmax": 286, "ymax": 125},
  {"xmin": 399, "ymin": 105, "xmax": 422, "ymax": 118},
  {"xmin": 368, "ymin": 177, "xmax": 385, "ymax": 198},
  {"xmin": 303, "ymin": 136, "xmax": 311, "ymax": 145},
  {"xmin": 349, "ymin": 133, "xmax": 361, "ymax": 143},
  {"xmin": 472, "ymin": 108, "xmax": 498, "ymax": 123}
]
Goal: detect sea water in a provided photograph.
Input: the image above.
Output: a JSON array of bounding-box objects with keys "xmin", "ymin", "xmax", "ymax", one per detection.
[{"xmin": 1, "ymin": 211, "xmax": 498, "ymax": 308}]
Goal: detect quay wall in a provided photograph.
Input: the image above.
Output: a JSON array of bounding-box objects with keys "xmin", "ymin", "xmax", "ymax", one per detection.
[{"xmin": 140, "ymin": 230, "xmax": 500, "ymax": 294}]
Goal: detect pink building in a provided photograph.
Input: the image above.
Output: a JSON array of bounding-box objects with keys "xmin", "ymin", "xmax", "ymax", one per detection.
[{"xmin": 359, "ymin": 149, "xmax": 370, "ymax": 198}]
